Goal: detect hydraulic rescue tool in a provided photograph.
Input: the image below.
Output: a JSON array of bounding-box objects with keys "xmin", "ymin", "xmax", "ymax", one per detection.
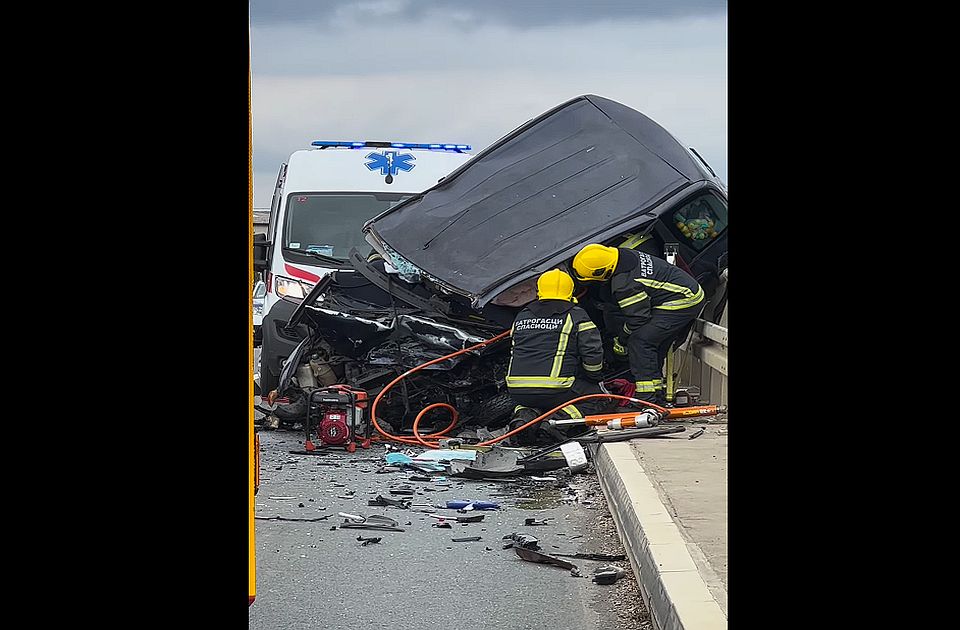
[{"xmin": 548, "ymin": 408, "xmax": 666, "ymax": 431}]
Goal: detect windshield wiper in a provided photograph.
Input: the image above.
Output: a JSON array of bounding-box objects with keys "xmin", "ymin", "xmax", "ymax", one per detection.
[{"xmin": 282, "ymin": 247, "xmax": 351, "ymax": 267}]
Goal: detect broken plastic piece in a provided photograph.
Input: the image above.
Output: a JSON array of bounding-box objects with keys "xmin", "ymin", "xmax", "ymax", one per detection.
[
  {"xmin": 445, "ymin": 500, "xmax": 500, "ymax": 511},
  {"xmin": 502, "ymin": 533, "xmax": 541, "ymax": 550},
  {"xmin": 339, "ymin": 522, "xmax": 405, "ymax": 532},
  {"xmin": 428, "ymin": 513, "xmax": 484, "ymax": 524},
  {"xmin": 415, "ymin": 450, "xmax": 477, "ymax": 462},
  {"xmin": 559, "ymin": 442, "xmax": 588, "ymax": 473},
  {"xmin": 368, "ymin": 495, "xmax": 411, "ymax": 509},
  {"xmin": 433, "ymin": 522, "xmax": 453, "ymax": 529},
  {"xmin": 255, "ymin": 514, "xmax": 333, "ymax": 522},
  {"xmin": 554, "ymin": 552, "xmax": 627, "ymax": 561},
  {"xmin": 592, "ymin": 566, "xmax": 626, "ymax": 584},
  {"xmin": 357, "ymin": 536, "xmax": 382, "ymax": 546},
  {"xmin": 514, "ymin": 547, "xmax": 579, "ymax": 572},
  {"xmin": 452, "ymin": 536, "xmax": 481, "ymax": 542},
  {"xmin": 385, "ymin": 453, "xmax": 414, "ymax": 465},
  {"xmin": 524, "ymin": 518, "xmax": 551, "ymax": 526}
]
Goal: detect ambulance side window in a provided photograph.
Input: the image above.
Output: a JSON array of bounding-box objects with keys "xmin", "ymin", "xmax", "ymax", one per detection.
[{"xmin": 668, "ymin": 194, "xmax": 727, "ymax": 252}]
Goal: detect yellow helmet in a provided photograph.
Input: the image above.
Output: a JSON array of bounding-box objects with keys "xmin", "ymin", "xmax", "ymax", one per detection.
[
  {"xmin": 572, "ymin": 244, "xmax": 619, "ymax": 281},
  {"xmin": 537, "ymin": 269, "xmax": 576, "ymax": 302}
]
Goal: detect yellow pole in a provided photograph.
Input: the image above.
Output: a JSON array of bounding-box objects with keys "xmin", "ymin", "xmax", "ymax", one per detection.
[
  {"xmin": 248, "ymin": 9, "xmax": 256, "ymax": 606},
  {"xmin": 665, "ymin": 345, "xmax": 674, "ymax": 402}
]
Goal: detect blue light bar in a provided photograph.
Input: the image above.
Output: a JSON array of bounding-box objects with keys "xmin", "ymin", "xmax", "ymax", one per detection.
[{"xmin": 311, "ymin": 140, "xmax": 471, "ymax": 151}]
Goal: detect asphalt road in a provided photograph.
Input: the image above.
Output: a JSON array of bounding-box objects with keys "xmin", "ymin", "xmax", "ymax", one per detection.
[{"xmin": 249, "ymin": 428, "xmax": 650, "ymax": 629}]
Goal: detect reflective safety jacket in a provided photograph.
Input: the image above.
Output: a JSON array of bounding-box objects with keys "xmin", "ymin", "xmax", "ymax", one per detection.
[
  {"xmin": 506, "ymin": 299, "xmax": 603, "ymax": 393},
  {"xmin": 608, "ymin": 248, "xmax": 704, "ymax": 337}
]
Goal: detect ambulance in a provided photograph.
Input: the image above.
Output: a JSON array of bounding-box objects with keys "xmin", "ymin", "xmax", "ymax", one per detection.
[{"xmin": 253, "ymin": 141, "xmax": 473, "ymax": 395}]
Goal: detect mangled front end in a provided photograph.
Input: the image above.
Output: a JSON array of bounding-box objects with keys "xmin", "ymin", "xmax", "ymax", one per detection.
[{"xmin": 273, "ymin": 265, "xmax": 514, "ymax": 433}]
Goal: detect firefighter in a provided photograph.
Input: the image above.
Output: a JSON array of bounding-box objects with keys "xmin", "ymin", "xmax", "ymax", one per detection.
[
  {"xmin": 505, "ymin": 269, "xmax": 607, "ymax": 445},
  {"xmin": 571, "ymin": 244, "xmax": 704, "ymax": 404}
]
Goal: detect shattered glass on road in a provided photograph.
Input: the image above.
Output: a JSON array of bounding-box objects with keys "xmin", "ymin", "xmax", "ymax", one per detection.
[{"xmin": 249, "ymin": 430, "xmax": 650, "ymax": 630}]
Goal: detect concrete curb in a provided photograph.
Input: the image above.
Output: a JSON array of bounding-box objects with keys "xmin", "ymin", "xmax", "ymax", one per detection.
[{"xmin": 592, "ymin": 442, "xmax": 727, "ymax": 630}]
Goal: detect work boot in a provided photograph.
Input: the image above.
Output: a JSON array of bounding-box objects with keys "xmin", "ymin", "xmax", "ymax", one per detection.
[{"xmin": 506, "ymin": 406, "xmax": 542, "ymax": 446}]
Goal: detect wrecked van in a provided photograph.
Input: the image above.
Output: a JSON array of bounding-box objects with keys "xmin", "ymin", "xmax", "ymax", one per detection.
[
  {"xmin": 269, "ymin": 95, "xmax": 727, "ymax": 433},
  {"xmin": 254, "ymin": 141, "xmax": 474, "ymax": 395}
]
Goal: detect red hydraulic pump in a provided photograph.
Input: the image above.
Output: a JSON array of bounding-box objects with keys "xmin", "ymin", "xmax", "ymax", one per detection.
[{"xmin": 303, "ymin": 385, "xmax": 372, "ymax": 453}]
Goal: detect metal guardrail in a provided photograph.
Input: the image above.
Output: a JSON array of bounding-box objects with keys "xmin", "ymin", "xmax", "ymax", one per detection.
[{"xmin": 676, "ymin": 281, "xmax": 727, "ymax": 406}]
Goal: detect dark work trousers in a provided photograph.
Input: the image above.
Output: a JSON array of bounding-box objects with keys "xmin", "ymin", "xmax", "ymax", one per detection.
[
  {"xmin": 606, "ymin": 307, "xmax": 700, "ymax": 400},
  {"xmin": 508, "ymin": 378, "xmax": 608, "ymax": 420}
]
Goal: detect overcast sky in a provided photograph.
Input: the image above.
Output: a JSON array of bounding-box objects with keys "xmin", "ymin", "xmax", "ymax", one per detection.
[{"xmin": 251, "ymin": 0, "xmax": 727, "ymax": 209}]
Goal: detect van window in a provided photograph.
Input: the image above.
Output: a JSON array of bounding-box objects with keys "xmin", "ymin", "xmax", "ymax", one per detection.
[
  {"xmin": 668, "ymin": 194, "xmax": 728, "ymax": 252},
  {"xmin": 283, "ymin": 193, "xmax": 411, "ymax": 259}
]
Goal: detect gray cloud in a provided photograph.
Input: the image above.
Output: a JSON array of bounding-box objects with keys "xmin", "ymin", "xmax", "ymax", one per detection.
[
  {"xmin": 252, "ymin": 0, "xmax": 727, "ymax": 28},
  {"xmin": 250, "ymin": 7, "xmax": 727, "ymax": 208}
]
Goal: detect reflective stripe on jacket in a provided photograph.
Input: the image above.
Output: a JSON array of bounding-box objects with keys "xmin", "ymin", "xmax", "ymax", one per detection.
[
  {"xmin": 610, "ymin": 248, "xmax": 703, "ymax": 336},
  {"xmin": 506, "ymin": 299, "xmax": 603, "ymax": 393}
]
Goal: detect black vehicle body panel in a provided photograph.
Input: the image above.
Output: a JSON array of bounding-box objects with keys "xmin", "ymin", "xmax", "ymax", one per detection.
[{"xmin": 363, "ymin": 94, "xmax": 726, "ymax": 308}]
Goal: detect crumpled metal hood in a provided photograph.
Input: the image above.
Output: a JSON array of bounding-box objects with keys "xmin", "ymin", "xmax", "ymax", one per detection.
[{"xmin": 364, "ymin": 95, "xmax": 715, "ymax": 305}]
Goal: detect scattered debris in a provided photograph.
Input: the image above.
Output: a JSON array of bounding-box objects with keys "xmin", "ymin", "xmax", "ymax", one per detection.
[
  {"xmin": 336, "ymin": 512, "xmax": 405, "ymax": 532},
  {"xmin": 409, "ymin": 475, "xmax": 432, "ymax": 482},
  {"xmin": 689, "ymin": 428, "xmax": 706, "ymax": 440},
  {"xmin": 445, "ymin": 500, "xmax": 500, "ymax": 511},
  {"xmin": 298, "ymin": 503, "xmax": 305, "ymax": 508},
  {"xmin": 357, "ymin": 536, "xmax": 382, "ymax": 546},
  {"xmin": 389, "ymin": 487, "xmax": 415, "ymax": 495},
  {"xmin": 415, "ymin": 450, "xmax": 477, "ymax": 462},
  {"xmin": 255, "ymin": 515, "xmax": 333, "ymax": 522},
  {"xmin": 524, "ymin": 518, "xmax": 552, "ymax": 526},
  {"xmin": 554, "ymin": 552, "xmax": 626, "ymax": 561},
  {"xmin": 514, "ymin": 547, "xmax": 579, "ymax": 572},
  {"xmin": 592, "ymin": 565, "xmax": 627, "ymax": 585},
  {"xmin": 452, "ymin": 536, "xmax": 482, "ymax": 542},
  {"xmin": 558, "ymin": 442, "xmax": 589, "ymax": 473},
  {"xmin": 450, "ymin": 447, "xmax": 523, "ymax": 479},
  {"xmin": 502, "ymin": 533, "xmax": 541, "ymax": 550},
  {"xmin": 368, "ymin": 495, "xmax": 412, "ymax": 509},
  {"xmin": 433, "ymin": 522, "xmax": 452, "ymax": 529},
  {"xmin": 578, "ymin": 426, "xmax": 686, "ymax": 442},
  {"xmin": 385, "ymin": 453, "xmax": 414, "ymax": 465},
  {"xmin": 268, "ymin": 496, "xmax": 297, "ymax": 500},
  {"xmin": 530, "ymin": 476, "xmax": 558, "ymax": 482},
  {"xmin": 428, "ymin": 513, "xmax": 484, "ymax": 524}
]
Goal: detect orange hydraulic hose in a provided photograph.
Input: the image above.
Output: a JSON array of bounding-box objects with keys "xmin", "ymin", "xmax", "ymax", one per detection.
[
  {"xmin": 370, "ymin": 331, "xmax": 509, "ymax": 447},
  {"xmin": 370, "ymin": 331, "xmax": 668, "ymax": 449}
]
